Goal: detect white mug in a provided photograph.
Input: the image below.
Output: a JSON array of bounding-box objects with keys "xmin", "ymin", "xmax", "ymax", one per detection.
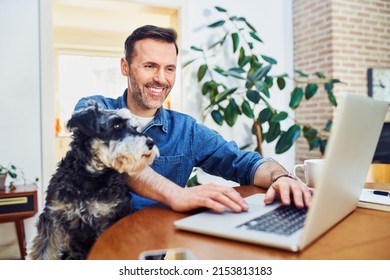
[{"xmin": 293, "ymin": 159, "xmax": 324, "ymax": 188}]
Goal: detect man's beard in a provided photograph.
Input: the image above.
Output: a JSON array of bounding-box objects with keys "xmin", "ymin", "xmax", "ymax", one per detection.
[{"xmin": 128, "ymin": 74, "xmax": 170, "ymax": 111}]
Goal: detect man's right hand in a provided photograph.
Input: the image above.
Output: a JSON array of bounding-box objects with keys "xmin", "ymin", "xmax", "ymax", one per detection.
[
  {"xmin": 168, "ymin": 183, "xmax": 248, "ymax": 213},
  {"xmin": 127, "ymin": 166, "xmax": 248, "ymax": 213}
]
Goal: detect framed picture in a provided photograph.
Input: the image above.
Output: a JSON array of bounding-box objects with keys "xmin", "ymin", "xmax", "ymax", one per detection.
[{"xmin": 367, "ymin": 68, "xmax": 390, "ymax": 102}]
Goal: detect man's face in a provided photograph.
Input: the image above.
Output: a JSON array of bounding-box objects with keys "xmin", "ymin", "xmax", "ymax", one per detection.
[{"xmin": 121, "ymin": 38, "xmax": 177, "ymax": 117}]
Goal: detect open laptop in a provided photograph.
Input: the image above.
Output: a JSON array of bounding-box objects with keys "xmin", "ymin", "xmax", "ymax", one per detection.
[{"xmin": 174, "ymin": 94, "xmax": 389, "ymax": 252}]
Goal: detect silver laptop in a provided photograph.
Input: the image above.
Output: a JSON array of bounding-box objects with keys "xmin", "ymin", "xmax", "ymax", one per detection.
[{"xmin": 174, "ymin": 94, "xmax": 389, "ymax": 252}]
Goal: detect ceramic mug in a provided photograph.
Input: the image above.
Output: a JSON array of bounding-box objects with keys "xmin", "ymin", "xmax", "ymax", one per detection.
[{"xmin": 293, "ymin": 159, "xmax": 324, "ymax": 188}]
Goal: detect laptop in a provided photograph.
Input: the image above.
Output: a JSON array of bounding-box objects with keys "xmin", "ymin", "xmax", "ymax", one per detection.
[{"xmin": 174, "ymin": 94, "xmax": 389, "ymax": 252}]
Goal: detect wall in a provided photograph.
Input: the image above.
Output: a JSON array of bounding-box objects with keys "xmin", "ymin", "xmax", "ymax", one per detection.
[
  {"xmin": 0, "ymin": 0, "xmax": 293, "ymax": 258},
  {"xmin": 293, "ymin": 0, "xmax": 390, "ymax": 162},
  {"xmin": 0, "ymin": 0, "xmax": 43, "ymax": 259}
]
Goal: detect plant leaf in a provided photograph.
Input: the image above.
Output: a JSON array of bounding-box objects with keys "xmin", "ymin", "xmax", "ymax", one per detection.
[
  {"xmin": 289, "ymin": 87, "xmax": 304, "ymax": 109},
  {"xmin": 231, "ymin": 33, "xmax": 239, "ymax": 53},
  {"xmin": 261, "ymin": 55, "xmax": 277, "ymax": 64},
  {"xmin": 271, "ymin": 111, "xmax": 288, "ymax": 123},
  {"xmin": 197, "ymin": 64, "xmax": 208, "ymax": 82},
  {"xmin": 255, "ymin": 81, "xmax": 270, "ymax": 98},
  {"xmin": 259, "ymin": 108, "xmax": 272, "ymax": 124},
  {"xmin": 190, "ymin": 46, "xmax": 203, "ymax": 52},
  {"xmin": 249, "ymin": 31, "xmax": 263, "ymax": 43},
  {"xmin": 244, "ymin": 19, "xmax": 257, "ymax": 32},
  {"xmin": 308, "ymin": 137, "xmax": 320, "ymax": 150},
  {"xmin": 303, "ymin": 126, "xmax": 318, "ymax": 141},
  {"xmin": 324, "ymin": 80, "xmax": 340, "ymax": 107},
  {"xmin": 275, "ymin": 124, "xmax": 301, "ymax": 154},
  {"xmin": 266, "ymin": 122, "xmax": 281, "ymax": 143},
  {"xmin": 315, "ymin": 71, "xmax": 326, "ymax": 79},
  {"xmin": 246, "ymin": 90, "xmax": 261, "ymax": 104},
  {"xmin": 215, "ymin": 6, "xmax": 227, "ymax": 13},
  {"xmin": 187, "ymin": 174, "xmax": 200, "ymax": 187},
  {"xmin": 217, "ymin": 69, "xmax": 246, "ymax": 80},
  {"xmin": 215, "ymin": 87, "xmax": 238, "ymax": 103},
  {"xmin": 324, "ymin": 120, "xmax": 333, "ymax": 132},
  {"xmin": 208, "ymin": 20, "xmax": 225, "ymax": 28},
  {"xmin": 277, "ymin": 77, "xmax": 286, "ymax": 90},
  {"xmin": 294, "ymin": 69, "xmax": 309, "ymax": 77},
  {"xmin": 224, "ymin": 99, "xmax": 240, "ymax": 126},
  {"xmin": 211, "ymin": 110, "xmax": 224, "ymax": 126},
  {"xmin": 228, "ymin": 67, "xmax": 246, "ymax": 74},
  {"xmin": 182, "ymin": 58, "xmax": 198, "ymax": 68},
  {"xmin": 253, "ymin": 64, "xmax": 272, "ymax": 81},
  {"xmin": 305, "ymin": 83, "xmax": 318, "ymax": 100},
  {"xmin": 238, "ymin": 56, "xmax": 251, "ymax": 68},
  {"xmin": 241, "ymin": 100, "xmax": 254, "ymax": 118}
]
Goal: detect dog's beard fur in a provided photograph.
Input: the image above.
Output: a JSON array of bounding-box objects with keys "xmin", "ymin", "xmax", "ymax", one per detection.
[
  {"xmin": 89, "ymin": 136, "xmax": 158, "ymax": 175},
  {"xmin": 27, "ymin": 104, "xmax": 159, "ymax": 260}
]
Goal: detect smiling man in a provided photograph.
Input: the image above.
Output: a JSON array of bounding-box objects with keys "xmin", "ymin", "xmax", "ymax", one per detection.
[{"xmin": 74, "ymin": 25, "xmax": 312, "ymax": 213}]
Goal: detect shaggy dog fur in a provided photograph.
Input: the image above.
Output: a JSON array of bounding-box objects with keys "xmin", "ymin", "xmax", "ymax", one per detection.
[{"xmin": 27, "ymin": 103, "xmax": 159, "ymax": 260}]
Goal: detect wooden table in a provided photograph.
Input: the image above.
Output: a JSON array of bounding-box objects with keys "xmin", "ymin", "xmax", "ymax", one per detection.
[
  {"xmin": 0, "ymin": 184, "xmax": 38, "ymax": 259},
  {"xmin": 88, "ymin": 183, "xmax": 390, "ymax": 260}
]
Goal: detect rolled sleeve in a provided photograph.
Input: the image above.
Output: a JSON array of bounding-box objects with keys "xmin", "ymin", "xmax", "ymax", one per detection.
[
  {"xmin": 192, "ymin": 122, "xmax": 270, "ymax": 186},
  {"xmin": 249, "ymin": 157, "xmax": 276, "ymax": 185}
]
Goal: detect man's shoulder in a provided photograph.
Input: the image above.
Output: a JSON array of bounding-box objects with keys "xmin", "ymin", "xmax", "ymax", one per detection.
[
  {"xmin": 163, "ymin": 108, "xmax": 197, "ymax": 123},
  {"xmin": 74, "ymin": 94, "xmax": 124, "ymax": 111}
]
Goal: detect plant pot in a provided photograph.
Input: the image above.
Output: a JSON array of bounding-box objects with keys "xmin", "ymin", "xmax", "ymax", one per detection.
[{"xmin": 0, "ymin": 173, "xmax": 6, "ymax": 190}]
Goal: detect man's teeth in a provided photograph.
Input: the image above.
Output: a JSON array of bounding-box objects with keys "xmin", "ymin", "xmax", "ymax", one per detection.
[{"xmin": 149, "ymin": 87, "xmax": 163, "ymax": 93}]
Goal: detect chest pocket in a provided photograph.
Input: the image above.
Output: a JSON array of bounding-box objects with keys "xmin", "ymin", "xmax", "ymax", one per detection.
[{"xmin": 151, "ymin": 155, "xmax": 185, "ymax": 186}]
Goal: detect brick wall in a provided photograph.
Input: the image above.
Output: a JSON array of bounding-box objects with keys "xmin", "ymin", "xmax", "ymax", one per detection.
[{"xmin": 293, "ymin": 0, "xmax": 390, "ymax": 163}]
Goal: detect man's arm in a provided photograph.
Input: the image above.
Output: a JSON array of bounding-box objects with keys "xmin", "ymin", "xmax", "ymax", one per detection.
[{"xmin": 126, "ymin": 166, "xmax": 248, "ymax": 213}]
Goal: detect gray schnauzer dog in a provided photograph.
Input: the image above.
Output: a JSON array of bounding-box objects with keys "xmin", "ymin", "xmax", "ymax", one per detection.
[{"xmin": 28, "ymin": 103, "xmax": 159, "ymax": 260}]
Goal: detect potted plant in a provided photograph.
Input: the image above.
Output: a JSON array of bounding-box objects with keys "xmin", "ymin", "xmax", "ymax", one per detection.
[
  {"xmin": 0, "ymin": 163, "xmax": 38, "ymax": 190},
  {"xmin": 184, "ymin": 6, "xmax": 342, "ymax": 156},
  {"xmin": 0, "ymin": 163, "xmax": 18, "ymax": 190}
]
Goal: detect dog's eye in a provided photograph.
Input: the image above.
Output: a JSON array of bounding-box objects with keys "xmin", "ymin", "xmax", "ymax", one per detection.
[{"xmin": 114, "ymin": 124, "xmax": 120, "ymax": 129}]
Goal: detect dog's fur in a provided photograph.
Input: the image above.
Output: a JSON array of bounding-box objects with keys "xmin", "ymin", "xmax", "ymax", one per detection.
[{"xmin": 27, "ymin": 104, "xmax": 159, "ymax": 260}]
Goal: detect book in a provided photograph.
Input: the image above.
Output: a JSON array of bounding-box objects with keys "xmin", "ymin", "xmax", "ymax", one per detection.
[{"xmin": 358, "ymin": 188, "xmax": 390, "ymax": 212}]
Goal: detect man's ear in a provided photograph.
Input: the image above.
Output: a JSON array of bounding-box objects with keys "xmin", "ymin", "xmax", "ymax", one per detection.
[{"xmin": 121, "ymin": 57, "xmax": 129, "ymax": 76}]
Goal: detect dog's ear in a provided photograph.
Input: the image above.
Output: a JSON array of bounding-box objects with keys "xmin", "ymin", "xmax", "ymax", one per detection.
[{"xmin": 67, "ymin": 104, "xmax": 100, "ymax": 137}]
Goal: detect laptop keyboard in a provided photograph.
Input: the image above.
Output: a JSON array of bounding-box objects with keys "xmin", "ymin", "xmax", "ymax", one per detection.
[{"xmin": 237, "ymin": 204, "xmax": 307, "ymax": 236}]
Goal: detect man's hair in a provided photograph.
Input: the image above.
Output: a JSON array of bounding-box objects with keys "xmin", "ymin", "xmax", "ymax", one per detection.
[{"xmin": 124, "ymin": 25, "xmax": 179, "ymax": 63}]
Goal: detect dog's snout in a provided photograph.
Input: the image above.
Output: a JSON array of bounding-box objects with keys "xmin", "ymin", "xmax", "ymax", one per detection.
[{"xmin": 146, "ymin": 138, "xmax": 155, "ymax": 150}]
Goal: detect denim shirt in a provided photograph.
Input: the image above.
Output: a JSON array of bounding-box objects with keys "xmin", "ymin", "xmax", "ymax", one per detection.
[{"xmin": 74, "ymin": 90, "xmax": 270, "ymax": 211}]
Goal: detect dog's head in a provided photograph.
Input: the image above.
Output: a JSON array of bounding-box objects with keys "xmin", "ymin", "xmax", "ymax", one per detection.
[{"xmin": 67, "ymin": 102, "xmax": 159, "ymax": 175}]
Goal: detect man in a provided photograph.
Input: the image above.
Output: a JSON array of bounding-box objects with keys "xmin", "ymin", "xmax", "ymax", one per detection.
[{"xmin": 75, "ymin": 25, "xmax": 312, "ymax": 213}]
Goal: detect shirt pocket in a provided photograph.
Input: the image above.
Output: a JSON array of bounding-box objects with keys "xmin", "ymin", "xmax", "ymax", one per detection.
[{"xmin": 151, "ymin": 155, "xmax": 185, "ymax": 186}]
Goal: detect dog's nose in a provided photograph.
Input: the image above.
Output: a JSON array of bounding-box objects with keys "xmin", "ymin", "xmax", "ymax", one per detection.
[{"xmin": 146, "ymin": 138, "xmax": 155, "ymax": 150}]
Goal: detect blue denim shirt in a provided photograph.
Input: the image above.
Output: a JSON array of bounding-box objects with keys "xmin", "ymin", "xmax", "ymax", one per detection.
[{"xmin": 74, "ymin": 90, "xmax": 270, "ymax": 211}]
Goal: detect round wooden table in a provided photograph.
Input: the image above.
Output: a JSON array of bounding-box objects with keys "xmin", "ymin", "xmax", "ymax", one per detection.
[{"xmin": 88, "ymin": 184, "xmax": 390, "ymax": 260}]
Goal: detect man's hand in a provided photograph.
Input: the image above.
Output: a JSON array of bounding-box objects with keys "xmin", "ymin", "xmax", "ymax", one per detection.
[
  {"xmin": 127, "ymin": 166, "xmax": 248, "ymax": 213},
  {"xmin": 264, "ymin": 176, "xmax": 313, "ymax": 208},
  {"xmin": 254, "ymin": 161, "xmax": 313, "ymax": 208},
  {"xmin": 168, "ymin": 183, "xmax": 248, "ymax": 213}
]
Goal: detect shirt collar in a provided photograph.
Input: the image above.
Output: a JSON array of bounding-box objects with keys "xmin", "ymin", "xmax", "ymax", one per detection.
[{"xmin": 122, "ymin": 89, "xmax": 168, "ymax": 133}]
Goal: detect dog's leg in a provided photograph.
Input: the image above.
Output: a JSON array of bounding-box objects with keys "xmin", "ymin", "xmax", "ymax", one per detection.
[{"xmin": 27, "ymin": 211, "xmax": 67, "ymax": 260}]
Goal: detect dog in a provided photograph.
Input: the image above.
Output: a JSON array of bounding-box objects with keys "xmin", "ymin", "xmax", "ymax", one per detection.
[{"xmin": 27, "ymin": 103, "xmax": 159, "ymax": 260}]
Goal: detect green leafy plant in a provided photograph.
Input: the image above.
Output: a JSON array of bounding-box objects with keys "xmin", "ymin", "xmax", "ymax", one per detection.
[
  {"xmin": 0, "ymin": 163, "xmax": 39, "ymax": 189},
  {"xmin": 0, "ymin": 163, "xmax": 18, "ymax": 179},
  {"xmin": 184, "ymin": 6, "xmax": 342, "ymax": 156}
]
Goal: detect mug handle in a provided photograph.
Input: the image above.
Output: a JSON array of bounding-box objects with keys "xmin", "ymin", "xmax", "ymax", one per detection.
[{"xmin": 293, "ymin": 164, "xmax": 306, "ymax": 184}]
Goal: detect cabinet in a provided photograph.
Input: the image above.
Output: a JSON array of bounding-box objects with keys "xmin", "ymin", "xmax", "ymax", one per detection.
[{"xmin": 0, "ymin": 185, "xmax": 38, "ymax": 259}]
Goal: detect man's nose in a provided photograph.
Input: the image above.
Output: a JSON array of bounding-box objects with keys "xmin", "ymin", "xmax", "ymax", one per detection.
[{"xmin": 153, "ymin": 69, "xmax": 166, "ymax": 82}]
